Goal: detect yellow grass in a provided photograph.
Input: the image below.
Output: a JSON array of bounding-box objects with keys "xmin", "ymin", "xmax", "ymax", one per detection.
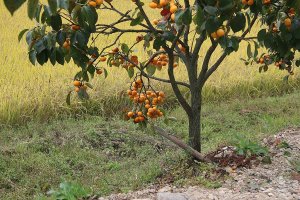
[{"xmin": 0, "ymin": 1, "xmax": 299, "ymax": 126}]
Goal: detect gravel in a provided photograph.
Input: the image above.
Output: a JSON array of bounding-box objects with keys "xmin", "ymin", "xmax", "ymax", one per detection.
[{"xmin": 98, "ymin": 128, "xmax": 300, "ymax": 200}]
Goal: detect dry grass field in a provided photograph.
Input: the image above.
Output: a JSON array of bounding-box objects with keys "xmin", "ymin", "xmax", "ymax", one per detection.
[{"xmin": 0, "ymin": 1, "xmax": 299, "ymax": 126}]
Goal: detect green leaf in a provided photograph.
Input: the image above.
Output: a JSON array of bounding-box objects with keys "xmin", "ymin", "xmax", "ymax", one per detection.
[
  {"xmin": 81, "ymin": 6, "xmax": 98, "ymax": 26},
  {"xmin": 127, "ymin": 67, "xmax": 134, "ymax": 78},
  {"xmin": 28, "ymin": 0, "xmax": 39, "ymax": 20},
  {"xmin": 50, "ymin": 14, "xmax": 62, "ymax": 31},
  {"xmin": 29, "ymin": 50, "xmax": 37, "ymax": 65},
  {"xmin": 18, "ymin": 29, "xmax": 29, "ymax": 42},
  {"xmin": 175, "ymin": 9, "xmax": 185, "ymax": 25},
  {"xmin": 257, "ymin": 29, "xmax": 266, "ymax": 44},
  {"xmin": 254, "ymin": 41, "xmax": 259, "ymax": 58},
  {"xmin": 182, "ymin": 8, "xmax": 192, "ymax": 25},
  {"xmin": 204, "ymin": 6, "xmax": 218, "ymax": 16},
  {"xmin": 162, "ymin": 31, "xmax": 175, "ymax": 42},
  {"xmin": 218, "ymin": 0, "xmax": 234, "ymax": 12},
  {"xmin": 50, "ymin": 48, "xmax": 56, "ymax": 65},
  {"xmin": 48, "ymin": 0, "xmax": 57, "ymax": 14},
  {"xmin": 283, "ymin": 75, "xmax": 289, "ymax": 82},
  {"xmin": 230, "ymin": 13, "xmax": 246, "ymax": 33},
  {"xmin": 121, "ymin": 43, "xmax": 130, "ymax": 54},
  {"xmin": 247, "ymin": 43, "xmax": 252, "ymax": 59},
  {"xmin": 193, "ymin": 7, "xmax": 205, "ymax": 27},
  {"xmin": 205, "ymin": 17, "xmax": 220, "ymax": 33},
  {"xmin": 35, "ymin": 4, "xmax": 42, "ymax": 22},
  {"xmin": 146, "ymin": 64, "xmax": 156, "ymax": 76},
  {"xmin": 130, "ymin": 12, "xmax": 144, "ymax": 26},
  {"xmin": 74, "ymin": 30, "xmax": 89, "ymax": 48},
  {"xmin": 57, "ymin": 0, "xmax": 70, "ymax": 10},
  {"xmin": 4, "ymin": 0, "xmax": 26, "ymax": 16},
  {"xmin": 153, "ymin": 37, "xmax": 164, "ymax": 51},
  {"xmin": 66, "ymin": 91, "xmax": 72, "ymax": 105},
  {"xmin": 36, "ymin": 49, "xmax": 48, "ymax": 65},
  {"xmin": 56, "ymin": 47, "xmax": 65, "ymax": 65},
  {"xmin": 103, "ymin": 68, "xmax": 108, "ymax": 78},
  {"xmin": 34, "ymin": 39, "xmax": 46, "ymax": 54}
]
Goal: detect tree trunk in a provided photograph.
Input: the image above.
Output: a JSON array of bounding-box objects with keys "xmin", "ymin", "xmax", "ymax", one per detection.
[{"xmin": 188, "ymin": 88, "xmax": 202, "ymax": 153}]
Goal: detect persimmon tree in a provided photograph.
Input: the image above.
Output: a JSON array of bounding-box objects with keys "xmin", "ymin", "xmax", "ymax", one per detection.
[{"xmin": 5, "ymin": 0, "xmax": 300, "ymax": 161}]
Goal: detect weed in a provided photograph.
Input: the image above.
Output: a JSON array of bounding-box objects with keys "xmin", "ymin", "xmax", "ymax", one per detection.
[
  {"xmin": 45, "ymin": 181, "xmax": 90, "ymax": 200},
  {"xmin": 290, "ymin": 159, "xmax": 300, "ymax": 173},
  {"xmin": 233, "ymin": 135, "xmax": 269, "ymax": 157}
]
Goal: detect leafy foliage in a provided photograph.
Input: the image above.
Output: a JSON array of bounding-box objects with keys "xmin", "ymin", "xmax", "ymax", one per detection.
[
  {"xmin": 233, "ymin": 135, "xmax": 269, "ymax": 157},
  {"xmin": 46, "ymin": 181, "xmax": 90, "ymax": 200},
  {"xmin": 290, "ymin": 159, "xmax": 300, "ymax": 173}
]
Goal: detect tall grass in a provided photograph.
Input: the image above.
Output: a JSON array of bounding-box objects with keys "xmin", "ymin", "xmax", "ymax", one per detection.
[{"xmin": 0, "ymin": 2, "xmax": 299, "ymax": 126}]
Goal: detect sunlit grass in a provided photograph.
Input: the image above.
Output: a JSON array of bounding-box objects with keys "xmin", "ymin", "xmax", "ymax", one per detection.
[{"xmin": 0, "ymin": 1, "xmax": 299, "ymax": 126}]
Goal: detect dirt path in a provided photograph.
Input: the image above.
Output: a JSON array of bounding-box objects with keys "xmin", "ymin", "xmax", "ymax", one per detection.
[{"xmin": 97, "ymin": 129, "xmax": 300, "ymax": 200}]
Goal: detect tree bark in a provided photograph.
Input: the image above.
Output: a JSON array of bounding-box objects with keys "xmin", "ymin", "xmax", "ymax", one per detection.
[
  {"xmin": 188, "ymin": 87, "xmax": 202, "ymax": 153},
  {"xmin": 153, "ymin": 126, "xmax": 211, "ymax": 163}
]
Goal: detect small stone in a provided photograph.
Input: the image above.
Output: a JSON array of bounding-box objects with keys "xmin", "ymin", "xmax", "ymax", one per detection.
[
  {"xmin": 208, "ymin": 194, "xmax": 216, "ymax": 199},
  {"xmin": 157, "ymin": 192, "xmax": 187, "ymax": 200},
  {"xmin": 267, "ymin": 193, "xmax": 274, "ymax": 197}
]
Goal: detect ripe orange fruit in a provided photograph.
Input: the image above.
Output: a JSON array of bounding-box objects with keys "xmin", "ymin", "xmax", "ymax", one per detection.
[
  {"xmin": 148, "ymin": 108, "xmax": 154, "ymax": 114},
  {"xmin": 71, "ymin": 24, "xmax": 80, "ymax": 31},
  {"xmin": 73, "ymin": 80, "xmax": 81, "ymax": 87},
  {"xmin": 259, "ymin": 57, "xmax": 264, "ymax": 64},
  {"xmin": 127, "ymin": 111, "xmax": 134, "ymax": 118},
  {"xmin": 75, "ymin": 87, "xmax": 80, "ymax": 92},
  {"xmin": 99, "ymin": 56, "xmax": 107, "ymax": 62},
  {"xmin": 216, "ymin": 29, "xmax": 225, "ymax": 37},
  {"xmin": 136, "ymin": 79, "xmax": 142, "ymax": 84},
  {"xmin": 137, "ymin": 111, "xmax": 143, "ymax": 116},
  {"xmin": 170, "ymin": 5, "xmax": 177, "ymax": 13},
  {"xmin": 152, "ymin": 19, "xmax": 159, "ymax": 25},
  {"xmin": 131, "ymin": 90, "xmax": 137, "ymax": 96},
  {"xmin": 96, "ymin": 69, "xmax": 103, "ymax": 74},
  {"xmin": 171, "ymin": 13, "xmax": 175, "ymax": 21},
  {"xmin": 160, "ymin": 54, "xmax": 167, "ymax": 59},
  {"xmin": 134, "ymin": 117, "xmax": 140, "ymax": 123},
  {"xmin": 138, "ymin": 116, "xmax": 145, "ymax": 122},
  {"xmin": 161, "ymin": 61, "xmax": 168, "ymax": 66},
  {"xmin": 159, "ymin": 91, "xmax": 165, "ymax": 97},
  {"xmin": 96, "ymin": 0, "xmax": 103, "ymax": 5},
  {"xmin": 242, "ymin": 0, "xmax": 247, "ymax": 4},
  {"xmin": 145, "ymin": 104, "xmax": 150, "ymax": 109},
  {"xmin": 159, "ymin": 0, "xmax": 168, "ymax": 7},
  {"xmin": 211, "ymin": 32, "xmax": 217, "ymax": 38},
  {"xmin": 88, "ymin": 1, "xmax": 97, "ymax": 7},
  {"xmin": 149, "ymin": 2, "xmax": 158, "ymax": 9},
  {"xmin": 63, "ymin": 41, "xmax": 69, "ymax": 47},
  {"xmin": 284, "ymin": 18, "xmax": 292, "ymax": 27},
  {"xmin": 112, "ymin": 47, "xmax": 119, "ymax": 53},
  {"xmin": 247, "ymin": 0, "xmax": 254, "ymax": 6},
  {"xmin": 136, "ymin": 35, "xmax": 144, "ymax": 42}
]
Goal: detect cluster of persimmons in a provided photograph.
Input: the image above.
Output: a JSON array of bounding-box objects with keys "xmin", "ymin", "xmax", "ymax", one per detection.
[{"xmin": 126, "ymin": 78, "xmax": 165, "ymax": 123}]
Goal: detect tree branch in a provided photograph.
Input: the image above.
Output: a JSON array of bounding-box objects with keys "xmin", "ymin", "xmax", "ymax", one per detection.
[
  {"xmin": 165, "ymin": 47, "xmax": 192, "ymax": 117},
  {"xmin": 153, "ymin": 125, "xmax": 211, "ymax": 163},
  {"xmin": 197, "ymin": 37, "xmax": 218, "ymax": 86}
]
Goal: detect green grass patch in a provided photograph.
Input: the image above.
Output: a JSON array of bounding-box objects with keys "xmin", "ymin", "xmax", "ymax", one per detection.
[{"xmin": 1, "ymin": 92, "xmax": 300, "ymax": 199}]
